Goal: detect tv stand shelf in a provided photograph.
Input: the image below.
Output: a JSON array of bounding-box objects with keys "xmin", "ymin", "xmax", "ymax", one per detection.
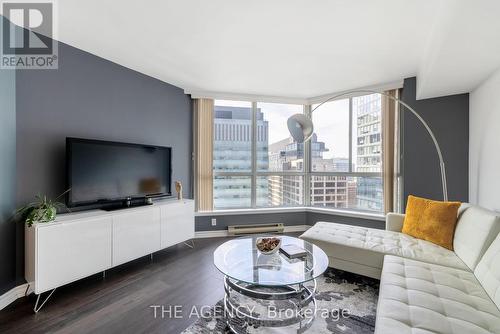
[
  {"xmin": 25, "ymin": 199, "xmax": 194, "ymax": 306},
  {"xmin": 101, "ymin": 201, "xmax": 154, "ymax": 211}
]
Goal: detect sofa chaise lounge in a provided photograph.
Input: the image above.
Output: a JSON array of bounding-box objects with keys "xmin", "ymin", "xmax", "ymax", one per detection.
[{"xmin": 300, "ymin": 204, "xmax": 500, "ymax": 334}]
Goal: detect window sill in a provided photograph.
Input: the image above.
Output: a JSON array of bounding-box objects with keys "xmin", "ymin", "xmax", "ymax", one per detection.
[{"xmin": 195, "ymin": 206, "xmax": 385, "ymax": 221}]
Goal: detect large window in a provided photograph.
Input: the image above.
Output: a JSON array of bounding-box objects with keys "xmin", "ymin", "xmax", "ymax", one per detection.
[
  {"xmin": 212, "ymin": 94, "xmax": 383, "ymax": 213},
  {"xmin": 310, "ymin": 93, "xmax": 383, "ymax": 212},
  {"xmin": 213, "ymin": 100, "xmax": 252, "ymax": 209}
]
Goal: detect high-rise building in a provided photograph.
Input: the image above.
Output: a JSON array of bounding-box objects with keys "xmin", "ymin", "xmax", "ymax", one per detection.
[
  {"xmin": 310, "ymin": 142, "xmax": 350, "ymax": 208},
  {"xmin": 354, "ymin": 94, "xmax": 383, "ymax": 212},
  {"xmin": 213, "ymin": 106, "xmax": 268, "ymax": 209},
  {"xmin": 267, "ymin": 134, "xmax": 350, "ymax": 208}
]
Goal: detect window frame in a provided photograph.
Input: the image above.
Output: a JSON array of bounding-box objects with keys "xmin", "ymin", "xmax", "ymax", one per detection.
[{"xmin": 212, "ymin": 96, "xmax": 383, "ymax": 212}]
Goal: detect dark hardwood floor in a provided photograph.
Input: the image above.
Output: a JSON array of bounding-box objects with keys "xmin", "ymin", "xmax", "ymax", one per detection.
[{"xmin": 0, "ymin": 236, "xmax": 237, "ymax": 334}]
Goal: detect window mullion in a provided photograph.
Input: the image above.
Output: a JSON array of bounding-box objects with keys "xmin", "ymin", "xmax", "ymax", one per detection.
[
  {"xmin": 304, "ymin": 104, "xmax": 312, "ymax": 207},
  {"xmin": 309, "ymin": 172, "xmax": 381, "ymax": 177},
  {"xmin": 214, "ymin": 172, "xmax": 253, "ymax": 177},
  {"xmin": 349, "ymin": 97, "xmax": 353, "ymax": 173},
  {"xmin": 251, "ymin": 101, "xmax": 257, "ymax": 208}
]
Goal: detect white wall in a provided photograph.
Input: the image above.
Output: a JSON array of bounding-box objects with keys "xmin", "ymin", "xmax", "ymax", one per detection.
[{"xmin": 469, "ymin": 68, "xmax": 500, "ymax": 211}]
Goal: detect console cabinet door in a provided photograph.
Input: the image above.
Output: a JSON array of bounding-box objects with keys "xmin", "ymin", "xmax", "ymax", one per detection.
[
  {"xmin": 161, "ymin": 201, "xmax": 195, "ymax": 248},
  {"xmin": 112, "ymin": 208, "xmax": 161, "ymax": 266},
  {"xmin": 36, "ymin": 217, "xmax": 112, "ymax": 294}
]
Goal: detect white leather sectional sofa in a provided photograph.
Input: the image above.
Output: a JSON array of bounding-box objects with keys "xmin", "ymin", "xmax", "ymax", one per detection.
[{"xmin": 300, "ymin": 205, "xmax": 500, "ymax": 333}]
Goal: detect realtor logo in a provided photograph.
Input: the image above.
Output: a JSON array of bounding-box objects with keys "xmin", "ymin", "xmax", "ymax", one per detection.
[{"xmin": 1, "ymin": 0, "xmax": 58, "ymax": 69}]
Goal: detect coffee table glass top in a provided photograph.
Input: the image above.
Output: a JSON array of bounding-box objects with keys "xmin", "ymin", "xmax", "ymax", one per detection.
[{"xmin": 213, "ymin": 235, "xmax": 328, "ymax": 286}]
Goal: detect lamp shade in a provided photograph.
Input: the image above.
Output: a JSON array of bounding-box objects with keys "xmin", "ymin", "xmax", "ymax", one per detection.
[{"xmin": 287, "ymin": 113, "xmax": 314, "ymax": 143}]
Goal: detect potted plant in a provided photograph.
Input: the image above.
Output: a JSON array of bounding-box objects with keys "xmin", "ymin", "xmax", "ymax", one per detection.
[{"xmin": 17, "ymin": 190, "xmax": 70, "ymax": 227}]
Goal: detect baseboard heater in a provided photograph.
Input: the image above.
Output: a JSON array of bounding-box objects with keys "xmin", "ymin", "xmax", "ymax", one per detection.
[{"xmin": 228, "ymin": 223, "xmax": 285, "ymax": 235}]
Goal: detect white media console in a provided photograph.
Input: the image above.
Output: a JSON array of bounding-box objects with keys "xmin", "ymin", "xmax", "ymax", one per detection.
[{"xmin": 25, "ymin": 199, "xmax": 194, "ymax": 310}]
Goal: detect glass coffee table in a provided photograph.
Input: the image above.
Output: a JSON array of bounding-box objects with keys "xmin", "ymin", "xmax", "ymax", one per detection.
[{"xmin": 213, "ymin": 235, "xmax": 328, "ymax": 333}]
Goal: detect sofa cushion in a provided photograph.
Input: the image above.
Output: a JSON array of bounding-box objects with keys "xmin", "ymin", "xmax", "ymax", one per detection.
[
  {"xmin": 402, "ymin": 195, "xmax": 461, "ymax": 250},
  {"xmin": 375, "ymin": 255, "xmax": 500, "ymax": 334},
  {"xmin": 300, "ymin": 222, "xmax": 468, "ymax": 272},
  {"xmin": 475, "ymin": 232, "xmax": 500, "ymax": 309},
  {"xmin": 454, "ymin": 206, "xmax": 500, "ymax": 271},
  {"xmin": 385, "ymin": 212, "xmax": 405, "ymax": 232}
]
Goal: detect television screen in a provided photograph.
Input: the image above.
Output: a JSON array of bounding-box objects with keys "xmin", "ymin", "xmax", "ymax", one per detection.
[{"xmin": 66, "ymin": 138, "xmax": 172, "ymax": 207}]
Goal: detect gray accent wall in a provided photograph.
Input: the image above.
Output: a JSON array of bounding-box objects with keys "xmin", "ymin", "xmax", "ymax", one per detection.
[
  {"xmin": 195, "ymin": 210, "xmax": 384, "ymax": 231},
  {"xmin": 16, "ymin": 42, "xmax": 193, "ymax": 205},
  {"xmin": 0, "ymin": 64, "xmax": 16, "ymax": 293},
  {"xmin": 306, "ymin": 212, "xmax": 384, "ymax": 229},
  {"xmin": 401, "ymin": 77, "xmax": 469, "ymax": 208},
  {"xmin": 11, "ymin": 41, "xmax": 192, "ymax": 289},
  {"xmin": 196, "ymin": 212, "xmax": 307, "ymax": 231}
]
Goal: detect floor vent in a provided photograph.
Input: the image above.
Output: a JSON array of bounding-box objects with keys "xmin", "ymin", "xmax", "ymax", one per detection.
[{"xmin": 228, "ymin": 223, "xmax": 285, "ymax": 235}]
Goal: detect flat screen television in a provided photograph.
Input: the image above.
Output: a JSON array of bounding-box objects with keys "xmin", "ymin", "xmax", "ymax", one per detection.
[{"xmin": 66, "ymin": 138, "xmax": 172, "ymax": 208}]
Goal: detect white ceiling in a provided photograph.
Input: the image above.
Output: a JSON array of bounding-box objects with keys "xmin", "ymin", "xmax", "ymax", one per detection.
[{"xmin": 56, "ymin": 0, "xmax": 500, "ymax": 100}]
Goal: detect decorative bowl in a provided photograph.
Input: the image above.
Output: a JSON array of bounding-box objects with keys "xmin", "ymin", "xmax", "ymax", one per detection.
[{"xmin": 255, "ymin": 237, "xmax": 282, "ymax": 255}]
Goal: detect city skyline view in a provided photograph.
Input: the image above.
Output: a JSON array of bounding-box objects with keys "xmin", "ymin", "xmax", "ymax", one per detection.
[{"xmin": 212, "ymin": 95, "xmax": 383, "ymax": 212}]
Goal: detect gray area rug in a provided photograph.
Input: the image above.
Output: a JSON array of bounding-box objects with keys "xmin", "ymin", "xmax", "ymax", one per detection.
[{"xmin": 182, "ymin": 268, "xmax": 379, "ymax": 333}]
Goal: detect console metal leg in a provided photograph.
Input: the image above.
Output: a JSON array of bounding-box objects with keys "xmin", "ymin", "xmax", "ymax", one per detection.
[
  {"xmin": 24, "ymin": 284, "xmax": 31, "ymax": 297},
  {"xmin": 33, "ymin": 288, "xmax": 56, "ymax": 313},
  {"xmin": 183, "ymin": 239, "xmax": 195, "ymax": 248},
  {"xmin": 150, "ymin": 253, "xmax": 153, "ymax": 261},
  {"xmin": 103, "ymin": 270, "xmax": 106, "ymax": 279}
]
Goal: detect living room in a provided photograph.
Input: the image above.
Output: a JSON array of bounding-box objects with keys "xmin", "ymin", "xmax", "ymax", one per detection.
[{"xmin": 0, "ymin": 1, "xmax": 499, "ymax": 333}]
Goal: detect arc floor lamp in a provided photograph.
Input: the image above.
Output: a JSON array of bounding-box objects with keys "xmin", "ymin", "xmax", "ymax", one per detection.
[{"xmin": 287, "ymin": 89, "xmax": 448, "ymax": 201}]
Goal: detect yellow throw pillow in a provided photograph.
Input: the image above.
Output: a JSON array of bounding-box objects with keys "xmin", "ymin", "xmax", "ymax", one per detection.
[{"xmin": 402, "ymin": 195, "xmax": 461, "ymax": 250}]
